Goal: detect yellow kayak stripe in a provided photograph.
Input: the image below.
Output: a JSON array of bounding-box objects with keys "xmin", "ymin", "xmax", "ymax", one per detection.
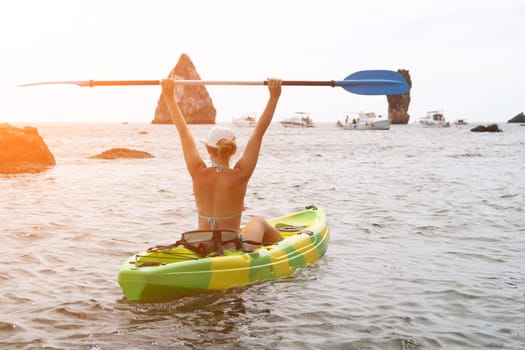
[{"xmin": 208, "ymin": 253, "xmax": 252, "ymax": 289}]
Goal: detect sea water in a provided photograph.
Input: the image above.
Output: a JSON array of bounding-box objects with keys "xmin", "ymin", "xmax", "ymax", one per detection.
[{"xmin": 1, "ymin": 122, "xmax": 524, "ymax": 349}]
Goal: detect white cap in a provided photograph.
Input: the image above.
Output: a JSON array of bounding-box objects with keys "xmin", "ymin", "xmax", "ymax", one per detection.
[{"xmin": 205, "ymin": 126, "xmax": 236, "ymax": 148}]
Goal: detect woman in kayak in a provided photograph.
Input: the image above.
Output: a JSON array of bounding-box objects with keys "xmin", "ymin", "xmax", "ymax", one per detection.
[{"xmin": 161, "ymin": 78, "xmax": 283, "ymax": 246}]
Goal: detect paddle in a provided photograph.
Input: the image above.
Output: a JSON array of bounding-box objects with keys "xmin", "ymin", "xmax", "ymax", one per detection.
[{"xmin": 18, "ymin": 70, "xmax": 409, "ymax": 95}]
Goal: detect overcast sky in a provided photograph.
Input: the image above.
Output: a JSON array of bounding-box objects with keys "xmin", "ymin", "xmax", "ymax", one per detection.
[{"xmin": 1, "ymin": 0, "xmax": 523, "ymax": 124}]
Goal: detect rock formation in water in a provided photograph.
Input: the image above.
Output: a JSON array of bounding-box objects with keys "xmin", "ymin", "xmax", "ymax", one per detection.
[
  {"xmin": 152, "ymin": 53, "xmax": 216, "ymax": 124},
  {"xmin": 89, "ymin": 148, "xmax": 154, "ymax": 159},
  {"xmin": 470, "ymin": 124, "xmax": 502, "ymax": 132},
  {"xmin": 507, "ymin": 112, "xmax": 525, "ymax": 123},
  {"xmin": 387, "ymin": 69, "xmax": 412, "ymax": 124},
  {"xmin": 0, "ymin": 123, "xmax": 56, "ymax": 174}
]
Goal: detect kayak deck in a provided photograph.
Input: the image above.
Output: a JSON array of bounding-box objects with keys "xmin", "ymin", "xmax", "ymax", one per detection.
[{"xmin": 118, "ymin": 206, "xmax": 329, "ymax": 302}]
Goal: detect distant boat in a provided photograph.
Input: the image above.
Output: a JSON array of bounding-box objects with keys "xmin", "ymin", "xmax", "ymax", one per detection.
[
  {"xmin": 341, "ymin": 112, "xmax": 390, "ymax": 130},
  {"xmin": 232, "ymin": 113, "xmax": 257, "ymax": 127},
  {"xmin": 280, "ymin": 112, "xmax": 314, "ymax": 128},
  {"xmin": 419, "ymin": 110, "xmax": 450, "ymax": 127},
  {"xmin": 455, "ymin": 119, "xmax": 468, "ymax": 125}
]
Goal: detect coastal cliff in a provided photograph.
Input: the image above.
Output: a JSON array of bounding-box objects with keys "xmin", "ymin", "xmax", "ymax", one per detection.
[
  {"xmin": 152, "ymin": 53, "xmax": 216, "ymax": 124},
  {"xmin": 507, "ymin": 112, "xmax": 525, "ymax": 123},
  {"xmin": 0, "ymin": 123, "xmax": 56, "ymax": 174},
  {"xmin": 387, "ymin": 69, "xmax": 412, "ymax": 124}
]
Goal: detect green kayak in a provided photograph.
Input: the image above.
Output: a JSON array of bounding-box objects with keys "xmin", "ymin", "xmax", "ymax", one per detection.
[{"xmin": 118, "ymin": 205, "xmax": 329, "ymax": 302}]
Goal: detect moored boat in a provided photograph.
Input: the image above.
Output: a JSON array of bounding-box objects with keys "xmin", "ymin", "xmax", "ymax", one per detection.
[
  {"xmin": 232, "ymin": 113, "xmax": 257, "ymax": 127},
  {"xmin": 280, "ymin": 112, "xmax": 314, "ymax": 128},
  {"xmin": 118, "ymin": 206, "xmax": 329, "ymax": 302},
  {"xmin": 454, "ymin": 119, "xmax": 468, "ymax": 125},
  {"xmin": 342, "ymin": 112, "xmax": 390, "ymax": 130},
  {"xmin": 419, "ymin": 110, "xmax": 450, "ymax": 127}
]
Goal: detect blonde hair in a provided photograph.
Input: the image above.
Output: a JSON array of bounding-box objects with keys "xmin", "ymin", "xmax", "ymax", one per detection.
[{"xmin": 216, "ymin": 139, "xmax": 236, "ymax": 159}]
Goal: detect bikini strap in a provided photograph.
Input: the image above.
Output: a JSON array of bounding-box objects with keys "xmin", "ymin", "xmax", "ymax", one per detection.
[
  {"xmin": 206, "ymin": 217, "xmax": 217, "ymax": 230},
  {"xmin": 198, "ymin": 212, "xmax": 243, "ymax": 231},
  {"xmin": 210, "ymin": 161, "xmax": 226, "ymax": 172}
]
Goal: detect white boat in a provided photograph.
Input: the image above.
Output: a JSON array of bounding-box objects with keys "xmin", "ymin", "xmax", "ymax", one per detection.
[
  {"xmin": 232, "ymin": 113, "xmax": 257, "ymax": 127},
  {"xmin": 280, "ymin": 112, "xmax": 314, "ymax": 128},
  {"xmin": 419, "ymin": 110, "xmax": 450, "ymax": 127},
  {"xmin": 341, "ymin": 112, "xmax": 390, "ymax": 130},
  {"xmin": 454, "ymin": 119, "xmax": 468, "ymax": 125}
]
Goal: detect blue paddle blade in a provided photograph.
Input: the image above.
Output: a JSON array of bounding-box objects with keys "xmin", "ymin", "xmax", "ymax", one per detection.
[{"xmin": 335, "ymin": 70, "xmax": 409, "ymax": 95}]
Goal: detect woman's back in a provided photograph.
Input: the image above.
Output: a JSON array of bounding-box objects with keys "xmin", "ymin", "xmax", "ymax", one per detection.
[{"xmin": 193, "ymin": 166, "xmax": 248, "ymax": 231}]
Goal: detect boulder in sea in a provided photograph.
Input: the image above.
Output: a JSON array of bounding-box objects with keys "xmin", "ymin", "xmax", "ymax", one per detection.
[
  {"xmin": 152, "ymin": 53, "xmax": 217, "ymax": 124},
  {"xmin": 470, "ymin": 124, "xmax": 502, "ymax": 132},
  {"xmin": 0, "ymin": 123, "xmax": 56, "ymax": 174},
  {"xmin": 507, "ymin": 112, "xmax": 525, "ymax": 123},
  {"xmin": 89, "ymin": 148, "xmax": 154, "ymax": 159},
  {"xmin": 387, "ymin": 69, "xmax": 412, "ymax": 124}
]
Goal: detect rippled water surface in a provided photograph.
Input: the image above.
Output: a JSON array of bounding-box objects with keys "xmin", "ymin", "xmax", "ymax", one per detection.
[{"xmin": 1, "ymin": 122, "xmax": 524, "ymax": 349}]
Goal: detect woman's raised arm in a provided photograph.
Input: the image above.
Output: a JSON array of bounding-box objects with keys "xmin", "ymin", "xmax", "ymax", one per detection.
[
  {"xmin": 161, "ymin": 79, "xmax": 205, "ymax": 175},
  {"xmin": 235, "ymin": 78, "xmax": 282, "ymax": 178}
]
